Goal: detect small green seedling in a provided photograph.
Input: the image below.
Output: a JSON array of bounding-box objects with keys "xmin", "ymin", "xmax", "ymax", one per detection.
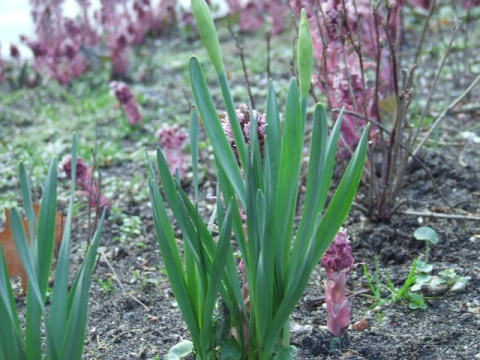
[
  {"xmin": 165, "ymin": 340, "xmax": 194, "ymax": 360},
  {"xmin": 411, "ymin": 262, "xmax": 469, "ymax": 294},
  {"xmin": 414, "ymin": 226, "xmax": 439, "ymax": 262},
  {"xmin": 97, "ymin": 277, "xmax": 115, "ymax": 292},
  {"xmin": 363, "ymin": 258, "xmax": 427, "ymax": 309}
]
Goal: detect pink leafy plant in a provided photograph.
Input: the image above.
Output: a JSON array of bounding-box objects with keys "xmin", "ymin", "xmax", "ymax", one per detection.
[
  {"xmin": 60, "ymin": 155, "xmax": 111, "ymax": 213},
  {"xmin": 156, "ymin": 124, "xmax": 187, "ymax": 177},
  {"xmin": 111, "ymin": 81, "xmax": 143, "ymax": 125},
  {"xmin": 321, "ymin": 229, "xmax": 354, "ymax": 337}
]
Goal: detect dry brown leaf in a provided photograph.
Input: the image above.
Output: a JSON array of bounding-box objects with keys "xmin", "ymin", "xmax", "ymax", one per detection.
[
  {"xmin": 352, "ymin": 317, "xmax": 370, "ymax": 331},
  {"xmin": 0, "ymin": 203, "xmax": 65, "ymax": 295}
]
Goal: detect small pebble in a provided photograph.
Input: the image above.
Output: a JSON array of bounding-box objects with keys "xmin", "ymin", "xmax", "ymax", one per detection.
[
  {"xmin": 460, "ymin": 312, "xmax": 473, "ymax": 320},
  {"xmin": 123, "ymin": 312, "xmax": 134, "ymax": 320},
  {"xmin": 450, "ymin": 281, "xmax": 466, "ymax": 292},
  {"xmin": 291, "ymin": 323, "xmax": 313, "ymax": 336},
  {"xmin": 352, "ymin": 318, "xmax": 369, "ymax": 331}
]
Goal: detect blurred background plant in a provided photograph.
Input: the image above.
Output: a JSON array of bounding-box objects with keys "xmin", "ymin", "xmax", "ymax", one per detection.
[
  {"xmin": 290, "ymin": 0, "xmax": 480, "ymax": 222},
  {"xmin": 0, "ymin": 0, "xmax": 297, "ymax": 87}
]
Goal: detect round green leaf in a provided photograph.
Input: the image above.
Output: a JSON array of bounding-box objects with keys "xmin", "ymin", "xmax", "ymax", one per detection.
[{"xmin": 414, "ymin": 226, "xmax": 439, "ymax": 245}]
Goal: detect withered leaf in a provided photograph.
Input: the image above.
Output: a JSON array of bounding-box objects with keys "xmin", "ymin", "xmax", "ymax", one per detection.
[{"xmin": 0, "ymin": 203, "xmax": 65, "ymax": 295}]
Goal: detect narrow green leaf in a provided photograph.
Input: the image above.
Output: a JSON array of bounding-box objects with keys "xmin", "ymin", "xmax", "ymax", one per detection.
[
  {"xmin": 61, "ymin": 210, "xmax": 105, "ymax": 360},
  {"xmin": 297, "ymin": 9, "xmax": 313, "ymax": 100},
  {"xmin": 289, "ymin": 104, "xmax": 328, "ymax": 279},
  {"xmin": 189, "ymin": 57, "xmax": 246, "ymax": 207},
  {"xmin": 0, "ymin": 248, "xmax": 25, "ymax": 360},
  {"xmin": 311, "ymin": 123, "xmax": 370, "ymax": 264},
  {"xmin": 9, "ymin": 209, "xmax": 43, "ymax": 308},
  {"xmin": 148, "ymin": 178, "xmax": 202, "ymax": 351},
  {"xmin": 36, "ymin": 158, "xmax": 58, "ymax": 298},
  {"xmin": 18, "ymin": 163, "xmax": 36, "ymax": 245},
  {"xmin": 156, "ymin": 148, "xmax": 204, "ymax": 268},
  {"xmin": 46, "ymin": 134, "xmax": 78, "ymax": 357},
  {"xmin": 274, "ymin": 78, "xmax": 303, "ymax": 286},
  {"xmin": 191, "ymin": 109, "xmax": 200, "ymax": 202},
  {"xmin": 200, "ymin": 204, "xmax": 233, "ymax": 352},
  {"xmin": 191, "ymin": 0, "xmax": 224, "ymax": 74},
  {"xmin": 264, "ymin": 80, "xmax": 281, "ymax": 202},
  {"xmin": 218, "ymin": 73, "xmax": 248, "ymax": 170}
]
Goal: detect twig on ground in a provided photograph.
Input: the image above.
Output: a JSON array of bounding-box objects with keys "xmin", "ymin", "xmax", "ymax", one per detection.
[
  {"xmin": 411, "ymin": 21, "xmax": 461, "ymax": 149},
  {"xmin": 100, "ymin": 252, "xmax": 150, "ymax": 311},
  {"xmin": 399, "ymin": 210, "xmax": 480, "ymax": 221},
  {"xmin": 413, "ymin": 74, "xmax": 480, "ymax": 157},
  {"xmin": 227, "ymin": 25, "xmax": 255, "ymax": 109},
  {"xmin": 266, "ymin": 31, "xmax": 271, "ymax": 80}
]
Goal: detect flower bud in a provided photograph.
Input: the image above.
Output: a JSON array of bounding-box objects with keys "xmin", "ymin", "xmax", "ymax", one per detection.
[
  {"xmin": 297, "ymin": 9, "xmax": 313, "ymax": 100},
  {"xmin": 191, "ymin": 0, "xmax": 225, "ymax": 75}
]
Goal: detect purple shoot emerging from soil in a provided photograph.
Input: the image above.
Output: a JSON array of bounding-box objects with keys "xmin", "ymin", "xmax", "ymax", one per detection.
[
  {"xmin": 321, "ymin": 229, "xmax": 354, "ymax": 340},
  {"xmin": 156, "ymin": 124, "xmax": 187, "ymax": 177},
  {"xmin": 111, "ymin": 81, "xmax": 143, "ymax": 125},
  {"xmin": 60, "ymin": 154, "xmax": 111, "ymax": 214}
]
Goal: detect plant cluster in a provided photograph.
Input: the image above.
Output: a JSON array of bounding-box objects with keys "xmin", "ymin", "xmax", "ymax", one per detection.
[
  {"xmin": 147, "ymin": 1, "xmax": 369, "ymax": 358},
  {"xmin": 0, "ymin": 134, "xmax": 105, "ymax": 359},
  {"xmin": 364, "ymin": 227, "xmax": 469, "ymax": 311},
  {"xmin": 60, "ymin": 154, "xmax": 111, "ymax": 214},
  {"xmin": 1, "ymin": 1, "xmax": 477, "ymax": 358},
  {"xmin": 111, "ymin": 80, "xmax": 143, "ymax": 125}
]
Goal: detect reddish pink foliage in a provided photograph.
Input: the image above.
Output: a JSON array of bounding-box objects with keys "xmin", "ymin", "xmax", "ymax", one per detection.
[
  {"xmin": 156, "ymin": 124, "xmax": 187, "ymax": 177},
  {"xmin": 324, "ymin": 271, "xmax": 351, "ymax": 337},
  {"xmin": 10, "ymin": 44, "xmax": 20, "ymax": 59},
  {"xmin": 291, "ymin": 0, "xmax": 401, "ymax": 152},
  {"xmin": 20, "ymin": 1, "xmax": 93, "ymax": 85},
  {"xmin": 227, "ymin": 0, "xmax": 289, "ymax": 35},
  {"xmin": 409, "ymin": 0, "xmax": 479, "ymax": 9},
  {"xmin": 152, "ymin": 0, "xmax": 178, "ymax": 32},
  {"xmin": 111, "ymin": 81, "xmax": 143, "ymax": 125},
  {"xmin": 321, "ymin": 229, "xmax": 354, "ymax": 337},
  {"xmin": 60, "ymin": 155, "xmax": 111, "ymax": 213}
]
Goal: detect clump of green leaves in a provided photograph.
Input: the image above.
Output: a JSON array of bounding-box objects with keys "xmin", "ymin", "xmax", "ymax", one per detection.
[
  {"xmin": 148, "ymin": 3, "xmax": 369, "ymax": 359},
  {"xmin": 411, "ymin": 261, "xmax": 470, "ymax": 294},
  {"xmin": 0, "ymin": 134, "xmax": 105, "ymax": 359},
  {"xmin": 364, "ymin": 258, "xmax": 427, "ymax": 310}
]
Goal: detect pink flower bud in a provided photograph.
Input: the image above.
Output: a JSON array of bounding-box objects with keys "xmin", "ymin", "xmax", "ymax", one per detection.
[
  {"xmin": 156, "ymin": 124, "xmax": 187, "ymax": 177},
  {"xmin": 60, "ymin": 155, "xmax": 111, "ymax": 213},
  {"xmin": 321, "ymin": 229, "xmax": 354, "ymax": 337},
  {"xmin": 222, "ymin": 103, "xmax": 266, "ymax": 165},
  {"xmin": 111, "ymin": 81, "xmax": 143, "ymax": 125},
  {"xmin": 10, "ymin": 44, "xmax": 20, "ymax": 59}
]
